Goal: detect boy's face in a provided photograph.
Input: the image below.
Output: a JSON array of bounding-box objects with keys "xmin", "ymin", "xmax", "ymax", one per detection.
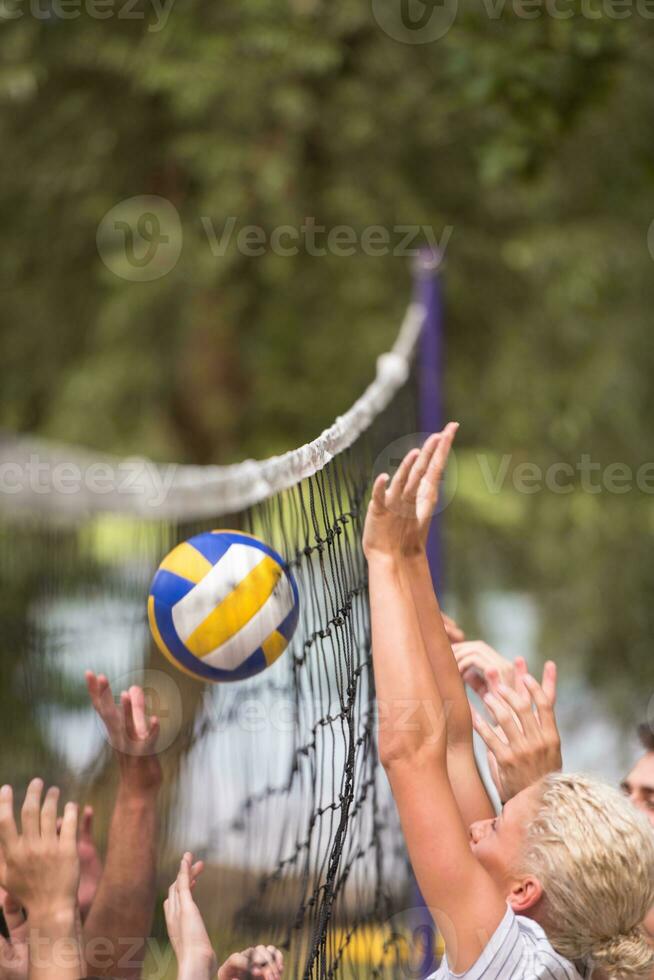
[
  {"xmin": 468, "ymin": 783, "xmax": 541, "ymax": 890},
  {"xmin": 622, "ymin": 751, "xmax": 654, "ymax": 828}
]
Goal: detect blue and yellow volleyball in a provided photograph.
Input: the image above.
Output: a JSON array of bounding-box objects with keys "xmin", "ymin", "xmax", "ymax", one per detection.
[{"xmin": 147, "ymin": 530, "xmax": 299, "ymax": 683}]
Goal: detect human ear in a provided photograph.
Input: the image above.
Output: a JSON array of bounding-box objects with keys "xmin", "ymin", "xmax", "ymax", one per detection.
[{"xmin": 507, "ymin": 876, "xmax": 543, "ymax": 914}]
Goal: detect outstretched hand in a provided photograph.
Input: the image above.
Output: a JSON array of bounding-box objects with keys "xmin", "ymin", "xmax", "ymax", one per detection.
[
  {"xmin": 163, "ymin": 852, "xmax": 213, "ymax": 980},
  {"xmin": 363, "ymin": 423, "xmax": 458, "ymax": 560},
  {"xmin": 86, "ymin": 672, "xmax": 162, "ymax": 793},
  {"xmin": 472, "ymin": 668, "xmax": 562, "ymax": 803},
  {"xmin": 0, "ymin": 780, "xmax": 79, "ymax": 919}
]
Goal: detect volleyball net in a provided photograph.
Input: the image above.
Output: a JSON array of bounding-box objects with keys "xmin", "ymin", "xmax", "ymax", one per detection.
[{"xmin": 0, "ymin": 277, "xmax": 436, "ymax": 977}]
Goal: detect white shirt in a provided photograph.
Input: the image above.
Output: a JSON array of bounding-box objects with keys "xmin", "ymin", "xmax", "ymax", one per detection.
[{"xmin": 427, "ymin": 906, "xmax": 584, "ymax": 980}]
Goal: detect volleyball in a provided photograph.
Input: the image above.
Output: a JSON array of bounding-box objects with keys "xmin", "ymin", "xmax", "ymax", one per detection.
[{"xmin": 147, "ymin": 530, "xmax": 299, "ymax": 683}]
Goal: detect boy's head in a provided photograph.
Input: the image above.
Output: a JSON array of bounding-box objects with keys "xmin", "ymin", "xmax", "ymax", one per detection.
[
  {"xmin": 621, "ymin": 723, "xmax": 654, "ymax": 827},
  {"xmin": 470, "ymin": 773, "xmax": 654, "ymax": 978}
]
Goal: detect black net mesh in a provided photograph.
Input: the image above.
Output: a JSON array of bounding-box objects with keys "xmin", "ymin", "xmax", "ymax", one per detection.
[{"xmin": 0, "ymin": 364, "xmax": 419, "ymax": 978}]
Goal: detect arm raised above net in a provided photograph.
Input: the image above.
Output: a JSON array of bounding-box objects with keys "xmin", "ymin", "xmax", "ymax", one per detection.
[
  {"xmin": 363, "ymin": 447, "xmax": 507, "ymax": 973},
  {"xmin": 386, "ymin": 426, "xmax": 495, "ymax": 825}
]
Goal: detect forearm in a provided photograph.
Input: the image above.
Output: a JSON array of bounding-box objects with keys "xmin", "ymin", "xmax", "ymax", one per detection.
[
  {"xmin": 403, "ymin": 553, "xmax": 495, "ymax": 821},
  {"xmin": 28, "ymin": 906, "xmax": 84, "ymax": 980},
  {"xmin": 369, "ymin": 558, "xmax": 505, "ymax": 969},
  {"xmin": 403, "ymin": 553, "xmax": 472, "ymax": 743},
  {"xmin": 83, "ymin": 782, "xmax": 158, "ymax": 979},
  {"xmin": 177, "ymin": 956, "xmax": 215, "ymax": 980},
  {"xmin": 369, "ymin": 555, "xmax": 447, "ymax": 767}
]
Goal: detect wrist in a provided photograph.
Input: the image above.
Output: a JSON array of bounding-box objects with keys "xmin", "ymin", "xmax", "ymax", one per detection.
[
  {"xmin": 366, "ymin": 550, "xmax": 403, "ymax": 571},
  {"xmin": 402, "ymin": 548, "xmax": 429, "ymax": 567},
  {"xmin": 28, "ymin": 902, "xmax": 78, "ymax": 931},
  {"xmin": 117, "ymin": 776, "xmax": 161, "ymax": 803},
  {"xmin": 178, "ymin": 950, "xmax": 217, "ymax": 980}
]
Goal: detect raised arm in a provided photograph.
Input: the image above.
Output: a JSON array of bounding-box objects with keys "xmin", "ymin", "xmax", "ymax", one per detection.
[
  {"xmin": 388, "ymin": 425, "xmax": 495, "ymax": 825},
  {"xmin": 83, "ymin": 674, "xmax": 162, "ymax": 980},
  {"xmin": 363, "ymin": 444, "xmax": 506, "ymax": 973}
]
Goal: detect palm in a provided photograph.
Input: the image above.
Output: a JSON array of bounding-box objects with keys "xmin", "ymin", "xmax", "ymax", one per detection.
[{"xmin": 363, "ymin": 424, "xmax": 458, "ymax": 559}]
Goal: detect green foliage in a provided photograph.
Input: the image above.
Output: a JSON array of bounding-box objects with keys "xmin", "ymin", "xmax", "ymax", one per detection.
[{"xmin": 1, "ymin": 3, "xmax": 654, "ymax": 718}]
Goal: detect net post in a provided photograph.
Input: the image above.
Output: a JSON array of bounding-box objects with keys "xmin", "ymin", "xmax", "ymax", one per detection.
[{"xmin": 412, "ymin": 247, "xmax": 445, "ymax": 978}]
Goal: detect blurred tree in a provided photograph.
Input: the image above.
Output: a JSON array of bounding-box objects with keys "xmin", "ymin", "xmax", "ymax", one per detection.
[{"xmin": 1, "ymin": 0, "xmax": 653, "ymax": 718}]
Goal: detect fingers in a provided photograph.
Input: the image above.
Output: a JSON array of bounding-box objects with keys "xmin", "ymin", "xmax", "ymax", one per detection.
[
  {"xmin": 249, "ymin": 944, "xmax": 282, "ymax": 980},
  {"xmin": 387, "ymin": 448, "xmax": 420, "ymax": 508},
  {"xmin": 514, "ymin": 657, "xmax": 529, "ymax": 692},
  {"xmin": 164, "ymin": 879, "xmax": 178, "ymax": 926},
  {"xmin": 80, "ymin": 805, "xmax": 94, "ymax": 842},
  {"xmin": 541, "ymin": 660, "xmax": 557, "ymax": 704},
  {"xmin": 268, "ymin": 946, "xmax": 284, "ymax": 973},
  {"xmin": 370, "ymin": 473, "xmax": 389, "ymax": 512},
  {"xmin": 441, "ymin": 612, "xmax": 465, "ymax": 643},
  {"xmin": 121, "ymin": 690, "xmax": 137, "ymax": 743},
  {"xmin": 59, "ymin": 801, "xmax": 79, "ymax": 849},
  {"xmin": 482, "ymin": 689, "xmax": 524, "ymax": 741},
  {"xmin": 461, "ymin": 667, "xmax": 488, "ymax": 697},
  {"xmin": 495, "ymin": 683, "xmax": 540, "ymax": 739},
  {"xmin": 85, "ymin": 670, "xmax": 99, "ymax": 704},
  {"xmin": 0, "ymin": 786, "xmax": 17, "ymax": 851},
  {"xmin": 3, "ymin": 892, "xmax": 25, "ymax": 933},
  {"xmin": 176, "ymin": 852, "xmax": 192, "ymax": 898},
  {"xmin": 221, "ymin": 951, "xmax": 250, "ymax": 977},
  {"xmin": 41, "ymin": 786, "xmax": 60, "ymax": 840},
  {"xmin": 522, "ymin": 673, "xmax": 560, "ymax": 742},
  {"xmin": 129, "ymin": 686, "xmax": 148, "ymax": 739},
  {"xmin": 403, "ymin": 433, "xmax": 440, "ymax": 502},
  {"xmin": 88, "ymin": 672, "xmax": 123, "ymax": 751},
  {"xmin": 424, "ymin": 422, "xmax": 458, "ymax": 488},
  {"xmin": 471, "ymin": 708, "xmax": 509, "ymax": 760},
  {"xmin": 190, "ymin": 859, "xmax": 204, "ymax": 889},
  {"xmin": 20, "ymin": 778, "xmax": 43, "ymax": 840}
]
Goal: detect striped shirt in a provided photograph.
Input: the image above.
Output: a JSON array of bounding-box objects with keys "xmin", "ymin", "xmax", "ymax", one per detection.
[{"xmin": 427, "ymin": 906, "xmax": 584, "ymax": 980}]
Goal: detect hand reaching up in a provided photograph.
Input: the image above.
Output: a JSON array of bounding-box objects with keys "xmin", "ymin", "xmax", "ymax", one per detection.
[
  {"xmin": 472, "ymin": 669, "xmax": 562, "ymax": 803},
  {"xmin": 0, "ymin": 780, "xmax": 83, "ymax": 980},
  {"xmin": 163, "ymin": 852, "xmax": 213, "ymax": 980},
  {"xmin": 363, "ymin": 423, "xmax": 458, "ymax": 561},
  {"xmin": 218, "ymin": 945, "xmax": 284, "ymax": 980},
  {"xmin": 0, "ymin": 780, "xmax": 79, "ymax": 919},
  {"xmin": 86, "ymin": 672, "xmax": 162, "ymax": 794}
]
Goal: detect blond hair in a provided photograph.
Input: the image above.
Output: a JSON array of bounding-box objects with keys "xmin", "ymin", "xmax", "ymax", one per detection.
[{"xmin": 523, "ymin": 773, "xmax": 654, "ymax": 979}]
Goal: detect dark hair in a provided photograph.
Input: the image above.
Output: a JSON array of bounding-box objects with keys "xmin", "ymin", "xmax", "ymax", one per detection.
[{"xmin": 637, "ymin": 723, "xmax": 654, "ymax": 753}]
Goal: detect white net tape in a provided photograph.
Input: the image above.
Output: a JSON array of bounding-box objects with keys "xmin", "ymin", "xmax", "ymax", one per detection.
[{"xmin": 0, "ymin": 303, "xmax": 424, "ymax": 521}]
